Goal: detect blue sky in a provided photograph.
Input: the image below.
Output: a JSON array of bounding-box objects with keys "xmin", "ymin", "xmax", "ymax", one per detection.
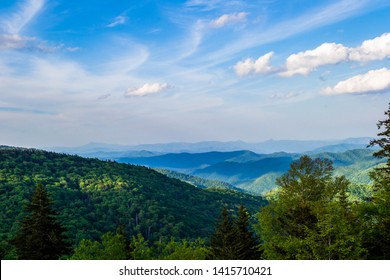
[{"xmin": 0, "ymin": 0, "xmax": 390, "ymax": 147}]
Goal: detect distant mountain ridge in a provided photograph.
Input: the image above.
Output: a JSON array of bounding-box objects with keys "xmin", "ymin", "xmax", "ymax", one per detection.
[
  {"xmin": 48, "ymin": 137, "xmax": 373, "ymax": 155},
  {"xmin": 116, "ymin": 148, "xmax": 384, "ymax": 195},
  {"xmin": 45, "ymin": 138, "xmax": 380, "ymax": 195}
]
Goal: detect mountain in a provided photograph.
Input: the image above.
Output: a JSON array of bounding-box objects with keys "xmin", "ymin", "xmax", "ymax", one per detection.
[
  {"xmin": 0, "ymin": 147, "xmax": 266, "ymax": 251},
  {"xmin": 48, "ymin": 137, "xmax": 373, "ymax": 155},
  {"xmin": 116, "ymin": 150, "xmax": 261, "ymax": 171},
  {"xmin": 116, "ymin": 149, "xmax": 385, "ymax": 195}
]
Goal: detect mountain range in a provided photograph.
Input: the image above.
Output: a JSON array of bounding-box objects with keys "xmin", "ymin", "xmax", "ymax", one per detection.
[
  {"xmin": 46, "ymin": 137, "xmax": 381, "ymax": 195},
  {"xmin": 48, "ymin": 137, "xmax": 372, "ymax": 156}
]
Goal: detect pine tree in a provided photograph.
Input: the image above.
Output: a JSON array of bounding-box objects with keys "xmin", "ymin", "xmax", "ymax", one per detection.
[
  {"xmin": 11, "ymin": 183, "xmax": 70, "ymax": 259},
  {"xmin": 365, "ymin": 103, "xmax": 390, "ymax": 259},
  {"xmin": 234, "ymin": 205, "xmax": 261, "ymax": 260},
  {"xmin": 368, "ymin": 103, "xmax": 390, "ymax": 175},
  {"xmin": 208, "ymin": 206, "xmax": 260, "ymax": 260},
  {"xmin": 207, "ymin": 207, "xmax": 237, "ymax": 259}
]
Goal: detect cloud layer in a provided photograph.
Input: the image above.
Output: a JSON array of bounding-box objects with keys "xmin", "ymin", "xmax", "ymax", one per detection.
[{"xmin": 322, "ymin": 68, "xmax": 390, "ymax": 95}]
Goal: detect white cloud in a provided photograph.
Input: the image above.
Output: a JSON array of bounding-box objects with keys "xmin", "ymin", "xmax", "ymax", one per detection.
[
  {"xmin": 106, "ymin": 16, "xmax": 128, "ymax": 28},
  {"xmin": 211, "ymin": 12, "xmax": 248, "ymax": 28},
  {"xmin": 1, "ymin": 0, "xmax": 44, "ymax": 34},
  {"xmin": 279, "ymin": 43, "xmax": 349, "ymax": 77},
  {"xmin": 349, "ymin": 32, "xmax": 390, "ymax": 62},
  {"xmin": 322, "ymin": 68, "xmax": 390, "ymax": 95},
  {"xmin": 125, "ymin": 83, "xmax": 170, "ymax": 97},
  {"xmin": 234, "ymin": 52, "xmax": 274, "ymax": 76},
  {"xmin": 236, "ymin": 33, "xmax": 390, "ymax": 78}
]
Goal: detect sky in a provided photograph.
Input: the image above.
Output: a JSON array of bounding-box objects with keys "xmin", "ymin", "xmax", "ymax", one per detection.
[{"xmin": 0, "ymin": 0, "xmax": 390, "ymax": 148}]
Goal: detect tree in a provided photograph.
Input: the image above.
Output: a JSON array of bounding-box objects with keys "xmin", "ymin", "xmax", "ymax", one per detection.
[
  {"xmin": 234, "ymin": 205, "xmax": 261, "ymax": 260},
  {"xmin": 208, "ymin": 206, "xmax": 260, "ymax": 260},
  {"xmin": 364, "ymin": 103, "xmax": 390, "ymax": 259},
  {"xmin": 129, "ymin": 233, "xmax": 154, "ymax": 260},
  {"xmin": 70, "ymin": 231, "xmax": 128, "ymax": 260},
  {"xmin": 11, "ymin": 183, "xmax": 70, "ymax": 259},
  {"xmin": 208, "ymin": 207, "xmax": 237, "ymax": 259},
  {"xmin": 368, "ymin": 103, "xmax": 390, "ymax": 174},
  {"xmin": 257, "ymin": 156, "xmax": 364, "ymax": 259},
  {"xmin": 156, "ymin": 238, "xmax": 207, "ymax": 260}
]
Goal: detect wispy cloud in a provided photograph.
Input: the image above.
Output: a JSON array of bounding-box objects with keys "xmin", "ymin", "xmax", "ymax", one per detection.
[
  {"xmin": 322, "ymin": 68, "xmax": 390, "ymax": 95},
  {"xmin": 106, "ymin": 15, "xmax": 128, "ymax": 28},
  {"xmin": 0, "ymin": 0, "xmax": 66, "ymax": 53},
  {"xmin": 0, "ymin": 34, "xmax": 34, "ymax": 50},
  {"xmin": 124, "ymin": 83, "xmax": 170, "ymax": 97},
  {"xmin": 0, "ymin": 106, "xmax": 56, "ymax": 115},
  {"xmin": 198, "ymin": 0, "xmax": 377, "ymax": 68},
  {"xmin": 185, "ymin": 0, "xmax": 243, "ymax": 11},
  {"xmin": 1, "ymin": 0, "xmax": 44, "ymax": 34},
  {"xmin": 210, "ymin": 12, "xmax": 248, "ymax": 28},
  {"xmin": 97, "ymin": 94, "xmax": 111, "ymax": 100},
  {"xmin": 270, "ymin": 92, "xmax": 300, "ymax": 100}
]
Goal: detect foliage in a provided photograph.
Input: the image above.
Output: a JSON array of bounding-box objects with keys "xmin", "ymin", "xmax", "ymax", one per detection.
[
  {"xmin": 71, "ymin": 232, "xmax": 207, "ymax": 260},
  {"xmin": 11, "ymin": 183, "xmax": 70, "ymax": 259},
  {"xmin": 256, "ymin": 156, "xmax": 365, "ymax": 259},
  {"xmin": 368, "ymin": 103, "xmax": 390, "ymax": 173},
  {"xmin": 363, "ymin": 103, "xmax": 390, "ymax": 259},
  {"xmin": 155, "ymin": 168, "xmax": 240, "ymax": 191},
  {"xmin": 70, "ymin": 231, "xmax": 128, "ymax": 260},
  {"xmin": 0, "ymin": 147, "xmax": 266, "ymax": 258}
]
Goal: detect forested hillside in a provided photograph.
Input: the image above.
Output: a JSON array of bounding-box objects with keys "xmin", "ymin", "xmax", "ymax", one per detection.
[{"xmin": 0, "ymin": 147, "xmax": 266, "ymax": 258}]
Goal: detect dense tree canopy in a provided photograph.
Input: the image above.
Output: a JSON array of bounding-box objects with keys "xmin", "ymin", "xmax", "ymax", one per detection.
[
  {"xmin": 0, "ymin": 147, "xmax": 265, "ymax": 259},
  {"xmin": 257, "ymin": 156, "xmax": 365, "ymax": 259}
]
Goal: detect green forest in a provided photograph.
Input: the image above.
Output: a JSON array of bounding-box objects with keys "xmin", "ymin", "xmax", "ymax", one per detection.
[{"xmin": 0, "ymin": 104, "xmax": 389, "ymax": 260}]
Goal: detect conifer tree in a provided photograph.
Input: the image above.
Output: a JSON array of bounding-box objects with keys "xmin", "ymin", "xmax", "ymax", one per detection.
[
  {"xmin": 11, "ymin": 183, "xmax": 70, "ymax": 259},
  {"xmin": 208, "ymin": 206, "xmax": 260, "ymax": 260},
  {"xmin": 365, "ymin": 103, "xmax": 390, "ymax": 259},
  {"xmin": 207, "ymin": 207, "xmax": 237, "ymax": 259},
  {"xmin": 234, "ymin": 205, "xmax": 261, "ymax": 260},
  {"xmin": 369, "ymin": 103, "xmax": 390, "ymax": 174}
]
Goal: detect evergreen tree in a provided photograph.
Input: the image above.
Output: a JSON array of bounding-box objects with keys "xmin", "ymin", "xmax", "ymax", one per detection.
[
  {"xmin": 208, "ymin": 206, "xmax": 260, "ymax": 260},
  {"xmin": 234, "ymin": 205, "xmax": 261, "ymax": 260},
  {"xmin": 368, "ymin": 103, "xmax": 390, "ymax": 174},
  {"xmin": 364, "ymin": 103, "xmax": 390, "ymax": 259},
  {"xmin": 11, "ymin": 183, "xmax": 70, "ymax": 259},
  {"xmin": 207, "ymin": 207, "xmax": 237, "ymax": 259}
]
